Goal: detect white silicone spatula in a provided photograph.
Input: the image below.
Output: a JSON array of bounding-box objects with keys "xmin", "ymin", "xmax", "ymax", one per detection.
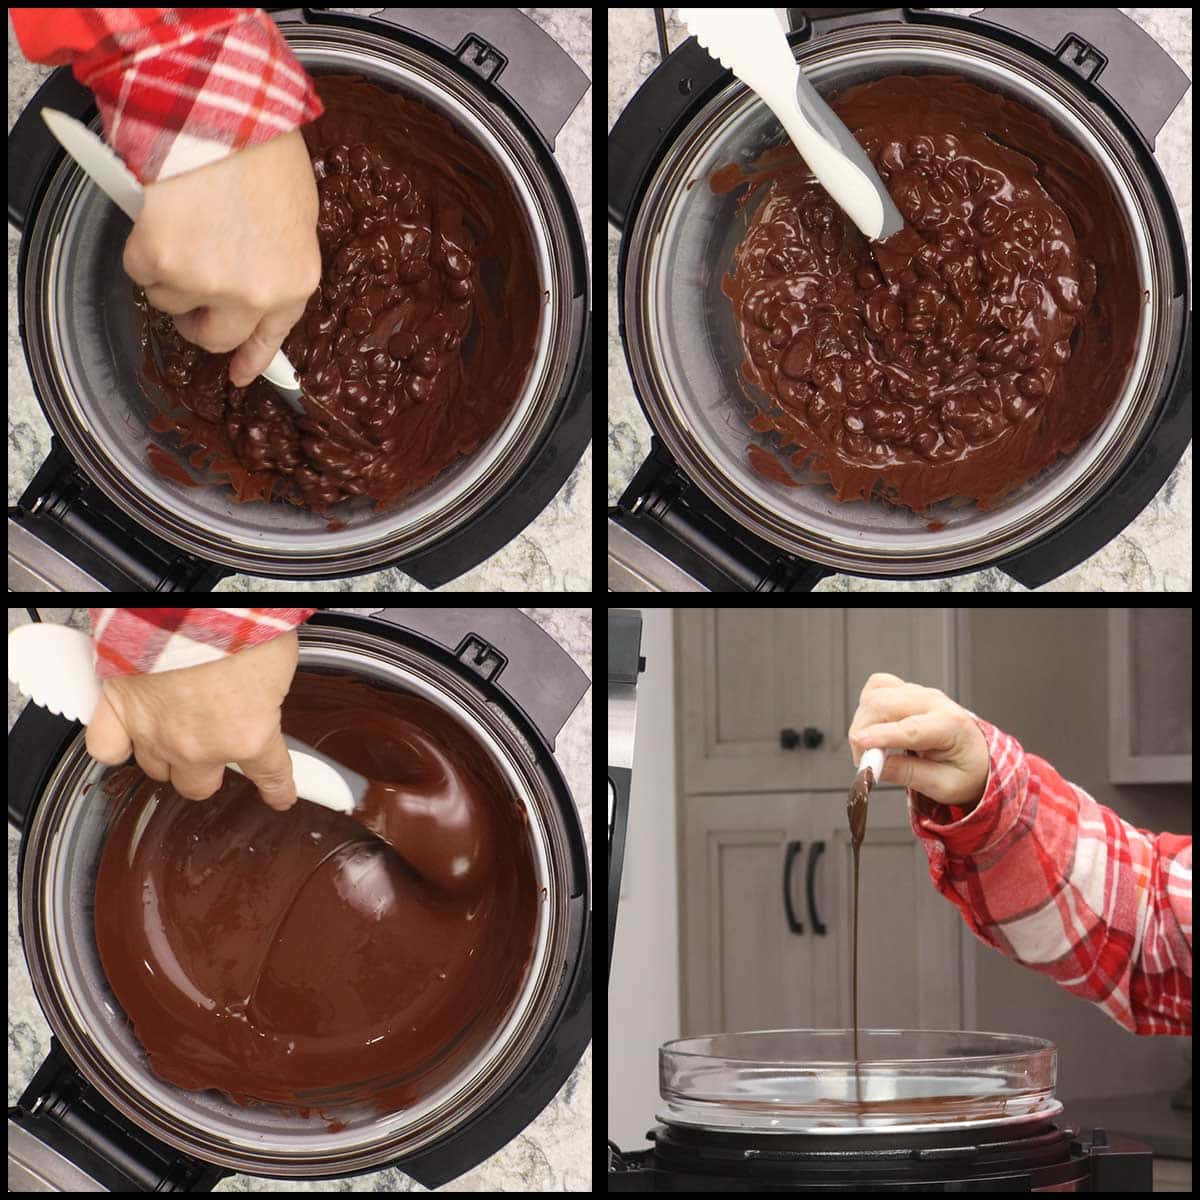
[
  {"xmin": 8, "ymin": 622, "xmax": 360, "ymax": 813},
  {"xmin": 678, "ymin": 7, "xmax": 905, "ymax": 241}
]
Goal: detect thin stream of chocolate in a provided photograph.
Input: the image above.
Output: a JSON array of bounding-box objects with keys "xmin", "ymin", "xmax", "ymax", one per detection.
[{"xmin": 847, "ymin": 764, "xmax": 874, "ymax": 1100}]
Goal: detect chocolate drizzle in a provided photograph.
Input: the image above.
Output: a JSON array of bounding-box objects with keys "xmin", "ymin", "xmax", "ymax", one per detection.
[{"xmin": 847, "ymin": 765, "xmax": 873, "ymax": 1066}]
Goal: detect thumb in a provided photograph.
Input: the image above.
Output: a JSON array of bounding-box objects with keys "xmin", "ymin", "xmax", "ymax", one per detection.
[{"xmin": 85, "ymin": 691, "xmax": 134, "ymax": 765}]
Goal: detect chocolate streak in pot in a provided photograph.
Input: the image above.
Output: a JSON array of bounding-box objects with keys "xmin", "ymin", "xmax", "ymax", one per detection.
[
  {"xmin": 93, "ymin": 672, "xmax": 539, "ymax": 1113},
  {"xmin": 142, "ymin": 75, "xmax": 541, "ymax": 512},
  {"xmin": 720, "ymin": 75, "xmax": 1140, "ymax": 512}
]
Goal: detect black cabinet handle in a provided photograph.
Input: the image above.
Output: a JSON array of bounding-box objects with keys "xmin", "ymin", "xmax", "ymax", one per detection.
[
  {"xmin": 783, "ymin": 840, "xmax": 804, "ymax": 934},
  {"xmin": 780, "ymin": 727, "xmax": 824, "ymax": 750},
  {"xmin": 806, "ymin": 840, "xmax": 826, "ymax": 936}
]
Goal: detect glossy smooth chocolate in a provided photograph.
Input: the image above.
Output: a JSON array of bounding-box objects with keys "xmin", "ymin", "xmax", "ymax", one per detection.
[
  {"xmin": 720, "ymin": 74, "xmax": 1141, "ymax": 512},
  {"xmin": 141, "ymin": 75, "xmax": 541, "ymax": 512},
  {"xmin": 93, "ymin": 671, "xmax": 538, "ymax": 1113}
]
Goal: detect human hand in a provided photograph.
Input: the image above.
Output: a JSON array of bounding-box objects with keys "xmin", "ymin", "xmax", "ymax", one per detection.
[
  {"xmin": 848, "ymin": 673, "xmax": 989, "ymax": 817},
  {"xmin": 86, "ymin": 631, "xmax": 300, "ymax": 810},
  {"xmin": 123, "ymin": 130, "xmax": 321, "ymax": 387}
]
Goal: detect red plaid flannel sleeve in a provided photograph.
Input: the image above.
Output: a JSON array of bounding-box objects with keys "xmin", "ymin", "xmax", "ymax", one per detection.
[
  {"xmin": 10, "ymin": 7, "xmax": 323, "ymax": 183},
  {"xmin": 912, "ymin": 719, "xmax": 1192, "ymax": 1036},
  {"xmin": 89, "ymin": 607, "xmax": 317, "ymax": 677}
]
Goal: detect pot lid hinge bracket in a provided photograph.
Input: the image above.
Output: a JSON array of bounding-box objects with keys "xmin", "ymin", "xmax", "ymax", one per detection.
[
  {"xmin": 610, "ymin": 440, "xmax": 829, "ymax": 593},
  {"xmin": 455, "ymin": 634, "xmax": 508, "ymax": 684},
  {"xmin": 10, "ymin": 441, "xmax": 225, "ymax": 592}
]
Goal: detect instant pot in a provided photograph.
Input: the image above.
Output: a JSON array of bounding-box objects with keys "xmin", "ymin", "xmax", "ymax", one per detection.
[
  {"xmin": 9, "ymin": 10, "xmax": 591, "ymax": 590},
  {"xmin": 608, "ymin": 9, "xmax": 1191, "ymax": 591},
  {"xmin": 9, "ymin": 609, "xmax": 591, "ymax": 1189}
]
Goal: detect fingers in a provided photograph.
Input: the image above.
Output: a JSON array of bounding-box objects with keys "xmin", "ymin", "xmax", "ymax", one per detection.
[
  {"xmin": 235, "ymin": 729, "xmax": 298, "ymax": 811},
  {"xmin": 857, "ymin": 710, "xmax": 958, "ymax": 756},
  {"xmin": 168, "ymin": 761, "xmax": 229, "ymax": 800},
  {"xmin": 850, "ymin": 677, "xmax": 955, "ymax": 760},
  {"xmin": 860, "ymin": 671, "xmax": 906, "ymax": 696}
]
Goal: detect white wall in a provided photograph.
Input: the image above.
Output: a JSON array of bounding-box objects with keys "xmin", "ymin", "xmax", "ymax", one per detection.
[{"xmin": 607, "ymin": 608, "xmax": 680, "ymax": 1150}]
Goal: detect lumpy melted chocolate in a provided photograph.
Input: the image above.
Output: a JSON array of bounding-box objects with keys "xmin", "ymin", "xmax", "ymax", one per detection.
[
  {"xmin": 720, "ymin": 75, "xmax": 1140, "ymax": 512},
  {"xmin": 141, "ymin": 75, "xmax": 541, "ymax": 512}
]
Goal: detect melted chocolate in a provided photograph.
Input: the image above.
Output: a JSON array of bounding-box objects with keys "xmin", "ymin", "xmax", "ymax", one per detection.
[
  {"xmin": 146, "ymin": 442, "xmax": 198, "ymax": 487},
  {"xmin": 846, "ymin": 766, "xmax": 873, "ymax": 1066},
  {"xmin": 93, "ymin": 671, "xmax": 538, "ymax": 1113},
  {"xmin": 140, "ymin": 75, "xmax": 541, "ymax": 512},
  {"xmin": 721, "ymin": 75, "xmax": 1140, "ymax": 512}
]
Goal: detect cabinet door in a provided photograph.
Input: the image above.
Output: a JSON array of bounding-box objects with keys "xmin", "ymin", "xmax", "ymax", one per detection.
[
  {"xmin": 678, "ymin": 608, "xmax": 962, "ymax": 1037},
  {"xmin": 681, "ymin": 785, "xmax": 963, "ymax": 1037},
  {"xmin": 1108, "ymin": 608, "xmax": 1192, "ymax": 783},
  {"xmin": 678, "ymin": 609, "xmax": 955, "ymax": 794},
  {"xmin": 680, "ymin": 793, "xmax": 813, "ymax": 1034}
]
